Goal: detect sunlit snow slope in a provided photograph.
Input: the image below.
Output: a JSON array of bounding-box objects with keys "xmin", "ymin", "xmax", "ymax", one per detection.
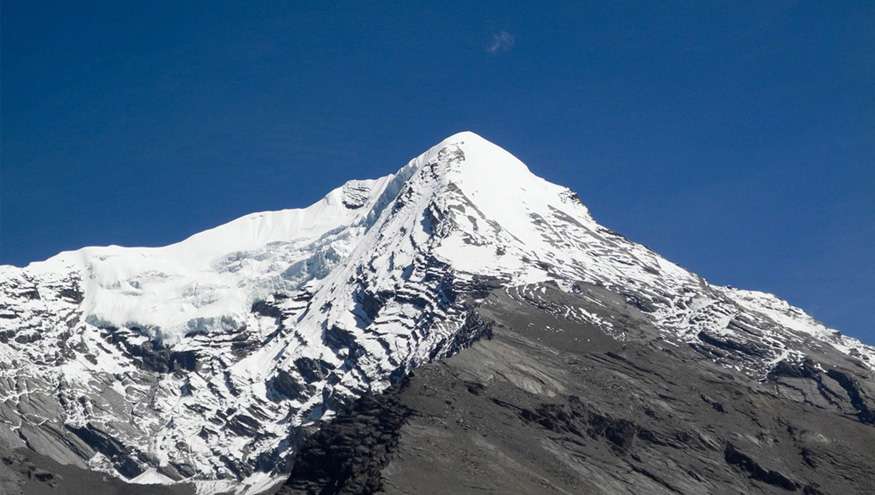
[{"xmin": 1, "ymin": 132, "xmax": 871, "ymax": 493}]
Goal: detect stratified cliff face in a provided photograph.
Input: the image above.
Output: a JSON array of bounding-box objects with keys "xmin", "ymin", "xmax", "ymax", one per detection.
[{"xmin": 1, "ymin": 132, "xmax": 873, "ymax": 494}]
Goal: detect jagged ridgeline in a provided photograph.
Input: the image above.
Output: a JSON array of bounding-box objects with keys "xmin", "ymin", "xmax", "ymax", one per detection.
[{"xmin": 1, "ymin": 132, "xmax": 873, "ymax": 494}]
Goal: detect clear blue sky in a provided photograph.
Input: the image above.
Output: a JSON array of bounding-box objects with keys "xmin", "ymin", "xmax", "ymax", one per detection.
[{"xmin": 2, "ymin": 2, "xmax": 873, "ymax": 342}]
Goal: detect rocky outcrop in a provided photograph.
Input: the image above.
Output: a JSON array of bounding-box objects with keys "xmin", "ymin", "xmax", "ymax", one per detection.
[
  {"xmin": 723, "ymin": 443, "xmax": 799, "ymax": 491},
  {"xmin": 280, "ymin": 385, "xmax": 412, "ymax": 495}
]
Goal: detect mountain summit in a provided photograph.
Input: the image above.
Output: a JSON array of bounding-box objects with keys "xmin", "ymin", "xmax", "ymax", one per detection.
[{"xmin": 1, "ymin": 132, "xmax": 873, "ymax": 494}]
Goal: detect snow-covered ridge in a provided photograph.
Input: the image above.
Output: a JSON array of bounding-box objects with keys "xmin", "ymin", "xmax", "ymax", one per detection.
[
  {"xmin": 0, "ymin": 131, "xmax": 872, "ymax": 492},
  {"xmin": 21, "ymin": 174, "xmax": 395, "ymax": 343},
  {"xmin": 10, "ymin": 130, "xmax": 590, "ymax": 344}
]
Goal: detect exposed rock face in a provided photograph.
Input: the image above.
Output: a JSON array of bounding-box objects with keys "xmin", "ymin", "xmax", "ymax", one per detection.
[
  {"xmin": 0, "ymin": 132, "xmax": 873, "ymax": 493},
  {"xmin": 283, "ymin": 283, "xmax": 875, "ymax": 494},
  {"xmin": 279, "ymin": 385, "xmax": 411, "ymax": 495}
]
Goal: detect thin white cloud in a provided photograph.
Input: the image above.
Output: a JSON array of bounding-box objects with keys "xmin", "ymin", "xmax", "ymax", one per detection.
[{"xmin": 486, "ymin": 31, "xmax": 515, "ymax": 54}]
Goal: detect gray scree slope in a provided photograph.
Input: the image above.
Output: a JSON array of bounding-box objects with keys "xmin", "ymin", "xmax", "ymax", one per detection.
[{"xmin": 281, "ymin": 282, "xmax": 875, "ymax": 495}]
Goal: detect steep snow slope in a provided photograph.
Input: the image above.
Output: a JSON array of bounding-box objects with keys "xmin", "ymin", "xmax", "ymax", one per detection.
[{"xmin": 0, "ymin": 131, "xmax": 872, "ymax": 493}]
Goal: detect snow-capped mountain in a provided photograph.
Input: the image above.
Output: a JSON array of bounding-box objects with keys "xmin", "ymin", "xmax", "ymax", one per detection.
[{"xmin": 1, "ymin": 132, "xmax": 872, "ymax": 493}]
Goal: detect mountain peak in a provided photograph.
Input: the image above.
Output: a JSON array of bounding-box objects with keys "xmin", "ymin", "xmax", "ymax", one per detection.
[
  {"xmin": 439, "ymin": 129, "xmax": 486, "ymax": 143},
  {"xmin": 434, "ymin": 130, "xmax": 505, "ymax": 151},
  {"xmin": 0, "ymin": 133, "xmax": 872, "ymax": 493},
  {"xmin": 418, "ymin": 130, "xmax": 532, "ymax": 177}
]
